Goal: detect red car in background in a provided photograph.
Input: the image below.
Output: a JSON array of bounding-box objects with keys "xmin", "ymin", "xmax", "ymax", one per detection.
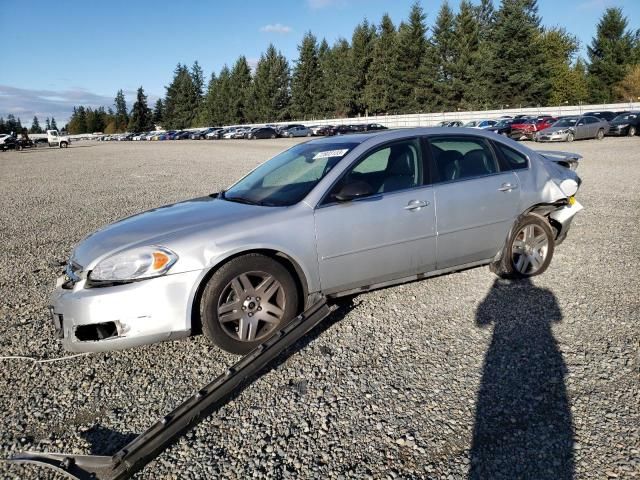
[{"xmin": 510, "ymin": 115, "xmax": 557, "ymax": 140}]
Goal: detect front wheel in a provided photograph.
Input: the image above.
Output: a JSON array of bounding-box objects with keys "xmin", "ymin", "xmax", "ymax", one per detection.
[
  {"xmin": 60, "ymin": 142, "xmax": 68, "ymax": 148},
  {"xmin": 492, "ymin": 214, "xmax": 555, "ymax": 279},
  {"xmin": 200, "ymin": 254, "xmax": 299, "ymax": 354},
  {"xmin": 628, "ymin": 126, "xmax": 636, "ymax": 137},
  {"xmin": 566, "ymin": 132, "xmax": 574, "ymax": 142},
  {"xmin": 596, "ymin": 129, "xmax": 604, "ymax": 140}
]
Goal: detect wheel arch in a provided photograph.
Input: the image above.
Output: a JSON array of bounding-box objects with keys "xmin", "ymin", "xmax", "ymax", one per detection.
[{"xmin": 188, "ymin": 248, "xmax": 310, "ymax": 335}]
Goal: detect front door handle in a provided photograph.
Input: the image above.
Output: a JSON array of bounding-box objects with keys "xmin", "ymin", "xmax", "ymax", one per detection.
[
  {"xmin": 498, "ymin": 183, "xmax": 518, "ymax": 192},
  {"xmin": 404, "ymin": 200, "xmax": 429, "ymax": 211}
]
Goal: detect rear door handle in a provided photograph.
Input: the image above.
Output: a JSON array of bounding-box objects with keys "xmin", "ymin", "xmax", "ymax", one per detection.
[
  {"xmin": 498, "ymin": 183, "xmax": 518, "ymax": 192},
  {"xmin": 404, "ymin": 200, "xmax": 429, "ymax": 211}
]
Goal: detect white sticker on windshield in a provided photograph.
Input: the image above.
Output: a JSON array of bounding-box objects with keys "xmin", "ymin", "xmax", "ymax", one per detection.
[{"xmin": 313, "ymin": 149, "xmax": 349, "ymax": 160}]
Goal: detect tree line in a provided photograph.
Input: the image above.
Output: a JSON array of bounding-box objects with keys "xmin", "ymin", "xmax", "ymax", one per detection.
[
  {"xmin": 0, "ymin": 114, "xmax": 57, "ymax": 135},
  {"xmin": 64, "ymin": 0, "xmax": 640, "ymax": 134}
]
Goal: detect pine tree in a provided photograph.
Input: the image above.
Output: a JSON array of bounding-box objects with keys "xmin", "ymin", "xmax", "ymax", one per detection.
[
  {"xmin": 45, "ymin": 117, "xmax": 51, "ymax": 130},
  {"xmin": 212, "ymin": 66, "xmax": 233, "ymax": 125},
  {"xmin": 476, "ymin": 0, "xmax": 495, "ymax": 41},
  {"xmin": 450, "ymin": 0, "xmax": 483, "ymax": 110},
  {"xmin": 365, "ymin": 14, "xmax": 400, "ymax": 114},
  {"xmin": 114, "ymin": 89, "xmax": 128, "ymax": 132},
  {"xmin": 163, "ymin": 64, "xmax": 199, "ymax": 128},
  {"xmin": 50, "ymin": 117, "xmax": 57, "ymax": 131},
  {"xmin": 431, "ymin": 2, "xmax": 457, "ymax": 110},
  {"xmin": 315, "ymin": 38, "xmax": 332, "ymax": 117},
  {"xmin": 191, "ymin": 61, "xmax": 205, "ymax": 120},
  {"xmin": 251, "ymin": 45, "xmax": 291, "ymax": 122},
  {"xmin": 587, "ymin": 8, "xmax": 636, "ymax": 103},
  {"xmin": 324, "ymin": 39, "xmax": 356, "ymax": 117},
  {"xmin": 396, "ymin": 2, "xmax": 428, "ymax": 113},
  {"xmin": 200, "ymin": 73, "xmax": 219, "ymax": 125},
  {"xmin": 128, "ymin": 86, "xmax": 154, "ymax": 132},
  {"xmin": 614, "ymin": 64, "xmax": 640, "ymax": 101},
  {"xmin": 487, "ymin": 0, "xmax": 548, "ymax": 107},
  {"xmin": 229, "ymin": 56, "xmax": 253, "ymax": 124},
  {"xmin": 291, "ymin": 32, "xmax": 322, "ymax": 119},
  {"xmin": 0, "ymin": 118, "xmax": 5, "ymax": 135},
  {"xmin": 351, "ymin": 19, "xmax": 376, "ymax": 115},
  {"xmin": 153, "ymin": 99, "xmax": 164, "ymax": 126},
  {"xmin": 30, "ymin": 116, "xmax": 42, "ymax": 134}
]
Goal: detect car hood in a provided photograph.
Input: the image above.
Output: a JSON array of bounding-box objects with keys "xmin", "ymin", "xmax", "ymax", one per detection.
[{"xmin": 71, "ymin": 196, "xmax": 266, "ymax": 268}]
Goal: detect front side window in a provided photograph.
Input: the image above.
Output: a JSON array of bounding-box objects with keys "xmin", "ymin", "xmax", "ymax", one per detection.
[
  {"xmin": 554, "ymin": 118, "xmax": 577, "ymax": 127},
  {"xmin": 325, "ymin": 139, "xmax": 423, "ymax": 203},
  {"xmin": 224, "ymin": 142, "xmax": 357, "ymax": 206},
  {"xmin": 428, "ymin": 136, "xmax": 498, "ymax": 182}
]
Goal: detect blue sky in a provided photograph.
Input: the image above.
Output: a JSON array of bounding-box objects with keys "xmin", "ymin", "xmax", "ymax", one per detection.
[{"xmin": 1, "ymin": 0, "xmax": 638, "ymax": 126}]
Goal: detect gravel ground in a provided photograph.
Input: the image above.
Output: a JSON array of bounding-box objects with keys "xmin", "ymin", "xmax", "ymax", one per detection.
[{"xmin": 0, "ymin": 137, "xmax": 638, "ymax": 479}]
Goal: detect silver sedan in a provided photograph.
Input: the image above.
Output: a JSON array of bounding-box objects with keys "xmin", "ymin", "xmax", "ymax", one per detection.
[
  {"xmin": 51, "ymin": 128, "xmax": 583, "ymax": 354},
  {"xmin": 536, "ymin": 115, "xmax": 609, "ymax": 142}
]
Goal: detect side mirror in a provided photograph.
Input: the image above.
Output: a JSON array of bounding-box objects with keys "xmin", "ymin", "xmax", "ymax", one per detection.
[{"xmin": 334, "ymin": 181, "xmax": 373, "ymax": 202}]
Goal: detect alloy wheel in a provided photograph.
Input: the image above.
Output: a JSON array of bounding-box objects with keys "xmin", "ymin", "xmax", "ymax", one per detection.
[
  {"xmin": 511, "ymin": 224, "xmax": 549, "ymax": 275},
  {"xmin": 217, "ymin": 271, "xmax": 286, "ymax": 342}
]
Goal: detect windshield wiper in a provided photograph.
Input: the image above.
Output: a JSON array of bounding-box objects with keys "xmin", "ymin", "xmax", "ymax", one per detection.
[{"xmin": 223, "ymin": 195, "xmax": 287, "ymax": 207}]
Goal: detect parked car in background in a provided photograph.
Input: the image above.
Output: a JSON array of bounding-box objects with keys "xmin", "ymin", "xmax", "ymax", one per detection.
[
  {"xmin": 328, "ymin": 125, "xmax": 357, "ymax": 136},
  {"xmin": 361, "ymin": 123, "xmax": 388, "ymax": 132},
  {"xmin": 310, "ymin": 125, "xmax": 333, "ymax": 136},
  {"xmin": 206, "ymin": 128, "xmax": 225, "ymax": 140},
  {"xmin": 247, "ymin": 127, "xmax": 278, "ymax": 139},
  {"xmin": 463, "ymin": 119, "xmax": 497, "ymax": 129},
  {"xmin": 606, "ymin": 112, "xmax": 639, "ymax": 137},
  {"xmin": 445, "ymin": 120, "xmax": 465, "ymax": 127},
  {"xmin": 536, "ymin": 115, "xmax": 608, "ymax": 142},
  {"xmin": 584, "ymin": 111, "xmax": 618, "ymax": 122},
  {"xmin": 281, "ymin": 126, "xmax": 312, "ymax": 137},
  {"xmin": 487, "ymin": 118, "xmax": 515, "ymax": 136},
  {"xmin": 50, "ymin": 128, "xmax": 583, "ymax": 354}
]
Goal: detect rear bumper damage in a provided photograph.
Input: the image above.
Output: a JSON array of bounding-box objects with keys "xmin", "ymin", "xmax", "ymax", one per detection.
[{"xmin": 549, "ymin": 200, "xmax": 583, "ymax": 244}]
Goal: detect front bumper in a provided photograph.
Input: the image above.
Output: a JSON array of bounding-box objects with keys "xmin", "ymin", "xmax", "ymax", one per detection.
[
  {"xmin": 536, "ymin": 133, "xmax": 569, "ymax": 142},
  {"xmin": 50, "ymin": 270, "xmax": 203, "ymax": 352},
  {"xmin": 606, "ymin": 127, "xmax": 629, "ymax": 136}
]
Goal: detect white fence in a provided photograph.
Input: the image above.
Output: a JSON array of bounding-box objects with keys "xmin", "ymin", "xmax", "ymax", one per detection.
[{"xmin": 278, "ymin": 101, "xmax": 640, "ymax": 129}]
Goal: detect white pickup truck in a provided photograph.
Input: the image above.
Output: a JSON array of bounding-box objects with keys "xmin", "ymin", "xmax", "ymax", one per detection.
[{"xmin": 46, "ymin": 130, "xmax": 71, "ymax": 148}]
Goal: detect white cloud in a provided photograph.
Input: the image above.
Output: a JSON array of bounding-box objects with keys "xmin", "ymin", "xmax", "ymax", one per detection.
[
  {"xmin": 260, "ymin": 23, "xmax": 293, "ymax": 34},
  {"xmin": 307, "ymin": 0, "xmax": 345, "ymax": 9}
]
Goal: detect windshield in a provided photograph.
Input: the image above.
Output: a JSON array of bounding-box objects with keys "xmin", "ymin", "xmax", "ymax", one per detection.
[
  {"xmin": 612, "ymin": 113, "xmax": 637, "ymax": 123},
  {"xmin": 223, "ymin": 142, "xmax": 358, "ymax": 206},
  {"xmin": 553, "ymin": 118, "xmax": 577, "ymax": 127},
  {"xmin": 495, "ymin": 120, "xmax": 512, "ymax": 127}
]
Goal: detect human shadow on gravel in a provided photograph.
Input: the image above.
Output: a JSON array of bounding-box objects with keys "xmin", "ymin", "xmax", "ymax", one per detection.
[
  {"xmin": 469, "ymin": 278, "xmax": 574, "ymax": 480},
  {"xmin": 80, "ymin": 425, "xmax": 137, "ymax": 455}
]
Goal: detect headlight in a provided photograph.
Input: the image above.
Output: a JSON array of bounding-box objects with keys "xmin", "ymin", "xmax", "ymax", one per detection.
[{"xmin": 89, "ymin": 246, "xmax": 178, "ymax": 282}]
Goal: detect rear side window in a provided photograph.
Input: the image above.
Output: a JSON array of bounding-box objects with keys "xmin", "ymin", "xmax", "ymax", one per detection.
[
  {"xmin": 428, "ymin": 136, "xmax": 498, "ymax": 182},
  {"xmin": 493, "ymin": 142, "xmax": 529, "ymax": 171},
  {"xmin": 585, "ymin": 117, "xmax": 599, "ymax": 124}
]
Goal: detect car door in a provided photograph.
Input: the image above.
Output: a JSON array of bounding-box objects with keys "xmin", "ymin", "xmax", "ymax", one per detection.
[
  {"xmin": 314, "ymin": 138, "xmax": 437, "ymax": 294},
  {"xmin": 575, "ymin": 117, "xmax": 589, "ymax": 139},
  {"xmin": 426, "ymin": 135, "xmax": 521, "ymax": 270}
]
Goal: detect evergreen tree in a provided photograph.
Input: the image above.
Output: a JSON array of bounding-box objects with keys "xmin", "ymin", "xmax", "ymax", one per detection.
[
  {"xmin": 315, "ymin": 38, "xmax": 333, "ymax": 117},
  {"xmin": 351, "ymin": 19, "xmax": 377, "ymax": 115},
  {"xmin": 291, "ymin": 32, "xmax": 322, "ymax": 119},
  {"xmin": 476, "ymin": 0, "xmax": 495, "ymax": 41},
  {"xmin": 163, "ymin": 64, "xmax": 187, "ymax": 128},
  {"xmin": 153, "ymin": 99, "xmax": 164, "ymax": 126},
  {"xmin": 488, "ymin": 0, "xmax": 548, "ymax": 107},
  {"xmin": 431, "ymin": 2, "xmax": 457, "ymax": 110},
  {"xmin": 6, "ymin": 114, "xmax": 19, "ymax": 133},
  {"xmin": 324, "ymin": 39, "xmax": 356, "ymax": 117},
  {"xmin": 50, "ymin": 117, "xmax": 57, "ymax": 131},
  {"xmin": 191, "ymin": 61, "xmax": 205, "ymax": 119},
  {"xmin": 450, "ymin": 0, "xmax": 482, "ymax": 110},
  {"xmin": 365, "ymin": 14, "xmax": 400, "ymax": 114},
  {"xmin": 587, "ymin": 8, "xmax": 636, "ymax": 103},
  {"xmin": 45, "ymin": 117, "xmax": 51, "ymax": 130},
  {"xmin": 200, "ymin": 73, "xmax": 219, "ymax": 125},
  {"xmin": 128, "ymin": 86, "xmax": 154, "ymax": 132},
  {"xmin": 164, "ymin": 64, "xmax": 199, "ymax": 128},
  {"xmin": 396, "ymin": 2, "xmax": 428, "ymax": 112},
  {"xmin": 251, "ymin": 45, "xmax": 291, "ymax": 122},
  {"xmin": 229, "ymin": 56, "xmax": 253, "ymax": 124},
  {"xmin": 212, "ymin": 66, "xmax": 233, "ymax": 125},
  {"xmin": 30, "ymin": 116, "xmax": 42, "ymax": 134},
  {"xmin": 540, "ymin": 27, "xmax": 581, "ymax": 105},
  {"xmin": 114, "ymin": 89, "xmax": 128, "ymax": 131},
  {"xmin": 0, "ymin": 118, "xmax": 5, "ymax": 134}
]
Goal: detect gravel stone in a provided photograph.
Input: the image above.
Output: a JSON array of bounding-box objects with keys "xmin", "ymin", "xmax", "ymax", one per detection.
[{"xmin": 0, "ymin": 137, "xmax": 638, "ymax": 479}]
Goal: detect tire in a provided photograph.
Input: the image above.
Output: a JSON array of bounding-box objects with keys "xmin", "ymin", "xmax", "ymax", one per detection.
[
  {"xmin": 491, "ymin": 213, "xmax": 555, "ymax": 279},
  {"xmin": 566, "ymin": 132, "xmax": 574, "ymax": 142},
  {"xmin": 501, "ymin": 131, "xmax": 508, "ymax": 136},
  {"xmin": 270, "ymin": 134, "xmax": 276, "ymax": 139},
  {"xmin": 200, "ymin": 254, "xmax": 299, "ymax": 354},
  {"xmin": 60, "ymin": 142, "xmax": 68, "ymax": 148},
  {"xmin": 306, "ymin": 132, "xmax": 312, "ymax": 137},
  {"xmin": 596, "ymin": 129, "xmax": 604, "ymax": 140},
  {"xmin": 628, "ymin": 126, "xmax": 636, "ymax": 137}
]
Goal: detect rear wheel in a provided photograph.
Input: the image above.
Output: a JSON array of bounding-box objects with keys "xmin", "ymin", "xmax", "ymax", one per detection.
[
  {"xmin": 270, "ymin": 134, "xmax": 276, "ymax": 139},
  {"xmin": 596, "ymin": 129, "xmax": 604, "ymax": 140},
  {"xmin": 201, "ymin": 254, "xmax": 299, "ymax": 354},
  {"xmin": 60, "ymin": 142, "xmax": 68, "ymax": 148},
  {"xmin": 628, "ymin": 126, "xmax": 636, "ymax": 137},
  {"xmin": 492, "ymin": 214, "xmax": 555, "ymax": 279}
]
